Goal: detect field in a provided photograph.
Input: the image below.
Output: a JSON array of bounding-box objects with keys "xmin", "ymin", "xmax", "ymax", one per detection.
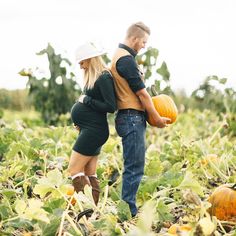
[{"xmin": 0, "ymin": 109, "xmax": 236, "ymax": 235}]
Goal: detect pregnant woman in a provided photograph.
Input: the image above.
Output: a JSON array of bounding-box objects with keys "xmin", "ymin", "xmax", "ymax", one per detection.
[{"xmin": 68, "ymin": 42, "xmax": 116, "ymax": 206}]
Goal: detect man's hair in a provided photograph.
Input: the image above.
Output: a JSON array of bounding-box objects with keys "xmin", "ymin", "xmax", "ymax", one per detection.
[{"xmin": 126, "ymin": 22, "xmax": 151, "ymax": 39}]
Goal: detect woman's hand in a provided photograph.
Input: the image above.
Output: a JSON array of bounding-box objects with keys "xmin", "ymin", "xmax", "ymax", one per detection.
[
  {"xmin": 73, "ymin": 123, "xmax": 80, "ymax": 131},
  {"xmin": 78, "ymin": 95, "xmax": 86, "ymax": 103}
]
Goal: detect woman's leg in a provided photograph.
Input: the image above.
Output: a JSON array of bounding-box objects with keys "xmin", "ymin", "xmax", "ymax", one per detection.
[
  {"xmin": 84, "ymin": 156, "xmax": 98, "ymax": 176},
  {"xmin": 68, "ymin": 150, "xmax": 92, "ymax": 176},
  {"xmin": 68, "ymin": 150, "xmax": 92, "ymax": 192}
]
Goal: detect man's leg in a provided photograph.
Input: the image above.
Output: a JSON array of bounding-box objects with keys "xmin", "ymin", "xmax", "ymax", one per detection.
[{"xmin": 118, "ymin": 114, "xmax": 146, "ymax": 216}]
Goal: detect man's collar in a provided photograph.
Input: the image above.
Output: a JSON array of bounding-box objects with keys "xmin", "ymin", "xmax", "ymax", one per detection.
[{"xmin": 119, "ymin": 43, "xmax": 137, "ymax": 57}]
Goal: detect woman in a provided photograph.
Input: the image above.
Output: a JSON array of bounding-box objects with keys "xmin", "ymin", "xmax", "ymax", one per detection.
[{"xmin": 68, "ymin": 42, "xmax": 116, "ymax": 206}]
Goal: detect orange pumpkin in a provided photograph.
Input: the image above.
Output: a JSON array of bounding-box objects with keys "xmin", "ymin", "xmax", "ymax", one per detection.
[
  {"xmin": 200, "ymin": 154, "xmax": 218, "ymax": 166},
  {"xmin": 66, "ymin": 185, "xmax": 76, "ymax": 205},
  {"xmin": 168, "ymin": 224, "xmax": 192, "ymax": 235},
  {"xmin": 66, "ymin": 185, "xmax": 75, "ymax": 196},
  {"xmin": 147, "ymin": 94, "xmax": 178, "ymax": 126},
  {"xmin": 208, "ymin": 184, "xmax": 236, "ymax": 222}
]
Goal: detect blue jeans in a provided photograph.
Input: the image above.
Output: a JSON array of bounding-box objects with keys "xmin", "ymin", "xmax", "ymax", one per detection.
[{"xmin": 115, "ymin": 111, "xmax": 146, "ymax": 216}]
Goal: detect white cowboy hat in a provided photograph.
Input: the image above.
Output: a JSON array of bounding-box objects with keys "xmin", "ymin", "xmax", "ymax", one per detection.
[{"xmin": 75, "ymin": 42, "xmax": 107, "ymax": 63}]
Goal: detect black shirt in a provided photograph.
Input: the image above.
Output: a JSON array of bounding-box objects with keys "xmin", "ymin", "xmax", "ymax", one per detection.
[
  {"xmin": 116, "ymin": 43, "xmax": 145, "ymax": 93},
  {"xmin": 83, "ymin": 71, "xmax": 117, "ymax": 113},
  {"xmin": 71, "ymin": 71, "xmax": 116, "ymax": 130}
]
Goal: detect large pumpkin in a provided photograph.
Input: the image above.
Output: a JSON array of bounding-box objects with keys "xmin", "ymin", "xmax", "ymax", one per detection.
[
  {"xmin": 208, "ymin": 184, "xmax": 236, "ymax": 222},
  {"xmin": 147, "ymin": 94, "xmax": 178, "ymax": 126}
]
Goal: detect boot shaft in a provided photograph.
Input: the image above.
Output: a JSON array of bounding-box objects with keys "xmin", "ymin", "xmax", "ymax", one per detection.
[
  {"xmin": 72, "ymin": 175, "xmax": 90, "ymax": 193},
  {"xmin": 88, "ymin": 176, "xmax": 100, "ymax": 205}
]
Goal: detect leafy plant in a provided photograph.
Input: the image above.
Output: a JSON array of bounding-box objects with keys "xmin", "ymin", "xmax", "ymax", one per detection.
[{"xmin": 19, "ymin": 44, "xmax": 80, "ymax": 125}]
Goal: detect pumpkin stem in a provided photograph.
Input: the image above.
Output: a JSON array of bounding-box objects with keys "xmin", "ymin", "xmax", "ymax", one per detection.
[{"xmin": 151, "ymin": 85, "xmax": 158, "ymax": 96}]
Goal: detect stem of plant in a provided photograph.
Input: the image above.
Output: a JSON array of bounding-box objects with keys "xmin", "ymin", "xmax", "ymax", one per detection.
[
  {"xmin": 208, "ymin": 121, "xmax": 227, "ymax": 144},
  {"xmin": 101, "ymin": 185, "xmax": 109, "ymax": 213},
  {"xmin": 65, "ymin": 213, "xmax": 83, "ymax": 236}
]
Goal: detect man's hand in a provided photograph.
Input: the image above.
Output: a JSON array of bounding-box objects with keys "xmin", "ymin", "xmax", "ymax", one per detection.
[
  {"xmin": 136, "ymin": 88, "xmax": 171, "ymax": 128},
  {"xmin": 155, "ymin": 116, "xmax": 171, "ymax": 128},
  {"xmin": 78, "ymin": 95, "xmax": 86, "ymax": 103}
]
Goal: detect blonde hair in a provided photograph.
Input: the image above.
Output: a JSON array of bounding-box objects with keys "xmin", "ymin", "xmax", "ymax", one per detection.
[
  {"xmin": 126, "ymin": 22, "xmax": 151, "ymax": 39},
  {"xmin": 83, "ymin": 56, "xmax": 108, "ymax": 90}
]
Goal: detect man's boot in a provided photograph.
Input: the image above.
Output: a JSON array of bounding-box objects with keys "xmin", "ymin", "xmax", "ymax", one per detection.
[
  {"xmin": 72, "ymin": 175, "xmax": 90, "ymax": 193},
  {"xmin": 88, "ymin": 176, "xmax": 100, "ymax": 205}
]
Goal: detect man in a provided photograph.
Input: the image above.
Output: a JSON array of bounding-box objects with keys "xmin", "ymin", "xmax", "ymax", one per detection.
[{"xmin": 110, "ymin": 22, "xmax": 170, "ymax": 217}]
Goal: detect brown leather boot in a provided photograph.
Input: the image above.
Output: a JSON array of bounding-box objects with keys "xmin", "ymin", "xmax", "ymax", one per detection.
[
  {"xmin": 72, "ymin": 176, "xmax": 90, "ymax": 193},
  {"xmin": 88, "ymin": 176, "xmax": 100, "ymax": 205}
]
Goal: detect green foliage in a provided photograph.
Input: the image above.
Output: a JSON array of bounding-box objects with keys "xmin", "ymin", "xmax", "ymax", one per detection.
[
  {"xmin": 156, "ymin": 199, "xmax": 173, "ymax": 223},
  {"xmin": 136, "ymin": 47, "xmax": 174, "ymax": 96},
  {"xmin": 19, "ymin": 43, "xmax": 81, "ymax": 125},
  {"xmin": 0, "ymin": 89, "xmax": 31, "ymax": 110},
  {"xmin": 191, "ymin": 75, "xmax": 236, "ymax": 113},
  {"xmin": 0, "ymin": 109, "xmax": 236, "ymax": 235},
  {"xmin": 0, "ymin": 109, "xmax": 3, "ymax": 118},
  {"xmin": 136, "ymin": 47, "xmax": 159, "ymax": 80},
  {"xmin": 117, "ymin": 200, "xmax": 132, "ymax": 221}
]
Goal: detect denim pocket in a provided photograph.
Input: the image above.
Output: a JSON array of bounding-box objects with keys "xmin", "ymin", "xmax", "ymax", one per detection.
[
  {"xmin": 131, "ymin": 115, "xmax": 143, "ymax": 123},
  {"xmin": 131, "ymin": 115, "xmax": 146, "ymax": 127}
]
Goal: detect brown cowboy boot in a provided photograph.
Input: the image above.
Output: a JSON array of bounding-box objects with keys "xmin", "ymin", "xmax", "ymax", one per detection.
[
  {"xmin": 88, "ymin": 176, "xmax": 100, "ymax": 205},
  {"xmin": 72, "ymin": 175, "xmax": 90, "ymax": 193},
  {"xmin": 72, "ymin": 176, "xmax": 95, "ymax": 220}
]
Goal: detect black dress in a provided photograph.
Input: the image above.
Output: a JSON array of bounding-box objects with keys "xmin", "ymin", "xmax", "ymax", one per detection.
[{"xmin": 71, "ymin": 71, "xmax": 117, "ymax": 156}]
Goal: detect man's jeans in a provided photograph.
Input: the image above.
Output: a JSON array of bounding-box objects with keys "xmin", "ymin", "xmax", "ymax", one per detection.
[{"xmin": 115, "ymin": 110, "xmax": 146, "ymax": 216}]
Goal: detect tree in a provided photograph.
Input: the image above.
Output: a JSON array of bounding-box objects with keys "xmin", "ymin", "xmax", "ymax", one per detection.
[
  {"xmin": 136, "ymin": 47, "xmax": 174, "ymax": 96},
  {"xmin": 20, "ymin": 44, "xmax": 81, "ymax": 125}
]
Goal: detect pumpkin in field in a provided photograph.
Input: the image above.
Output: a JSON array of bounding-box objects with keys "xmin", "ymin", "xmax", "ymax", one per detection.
[
  {"xmin": 168, "ymin": 224, "xmax": 192, "ymax": 235},
  {"xmin": 66, "ymin": 185, "xmax": 76, "ymax": 205},
  {"xmin": 147, "ymin": 94, "xmax": 178, "ymax": 126},
  {"xmin": 200, "ymin": 154, "xmax": 218, "ymax": 166},
  {"xmin": 208, "ymin": 184, "xmax": 236, "ymax": 221}
]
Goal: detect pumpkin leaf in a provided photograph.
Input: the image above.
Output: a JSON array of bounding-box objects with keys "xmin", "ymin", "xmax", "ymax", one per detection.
[
  {"xmin": 33, "ymin": 169, "xmax": 66, "ymax": 198},
  {"xmin": 156, "ymin": 199, "xmax": 174, "ymax": 222},
  {"xmin": 178, "ymin": 171, "xmax": 204, "ymax": 196},
  {"xmin": 137, "ymin": 201, "xmax": 156, "ymax": 232},
  {"xmin": 117, "ymin": 200, "xmax": 131, "ymax": 221},
  {"xmin": 15, "ymin": 199, "xmax": 49, "ymax": 223}
]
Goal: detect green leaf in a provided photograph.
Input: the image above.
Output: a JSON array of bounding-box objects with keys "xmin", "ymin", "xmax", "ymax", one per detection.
[
  {"xmin": 0, "ymin": 189, "xmax": 18, "ymax": 199},
  {"xmin": 156, "ymin": 199, "xmax": 173, "ymax": 222},
  {"xmin": 117, "ymin": 200, "xmax": 132, "ymax": 221},
  {"xmin": 33, "ymin": 184, "xmax": 54, "ymax": 198},
  {"xmin": 102, "ymin": 138, "xmax": 119, "ymax": 153},
  {"xmin": 137, "ymin": 201, "xmax": 156, "ymax": 232},
  {"xmin": 178, "ymin": 171, "xmax": 204, "ymax": 196},
  {"xmin": 33, "ymin": 169, "xmax": 65, "ymax": 198},
  {"xmin": 15, "ymin": 199, "xmax": 27, "ymax": 215},
  {"xmin": 46, "ymin": 168, "xmax": 63, "ymax": 186},
  {"xmin": 219, "ymin": 78, "xmax": 227, "ymax": 84},
  {"xmin": 0, "ymin": 204, "xmax": 12, "ymax": 220},
  {"xmin": 27, "ymin": 199, "xmax": 49, "ymax": 223},
  {"xmin": 156, "ymin": 62, "xmax": 170, "ymax": 81},
  {"xmin": 40, "ymin": 216, "xmax": 61, "ymax": 236},
  {"xmin": 145, "ymin": 153, "xmax": 163, "ymax": 176},
  {"xmin": 156, "ymin": 163, "xmax": 184, "ymax": 187}
]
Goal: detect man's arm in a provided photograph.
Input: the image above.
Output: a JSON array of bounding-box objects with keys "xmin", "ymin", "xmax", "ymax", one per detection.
[{"xmin": 136, "ymin": 88, "xmax": 170, "ymax": 128}]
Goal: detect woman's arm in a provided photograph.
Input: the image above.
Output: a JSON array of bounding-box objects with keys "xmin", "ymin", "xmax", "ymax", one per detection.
[{"xmin": 81, "ymin": 74, "xmax": 117, "ymax": 113}]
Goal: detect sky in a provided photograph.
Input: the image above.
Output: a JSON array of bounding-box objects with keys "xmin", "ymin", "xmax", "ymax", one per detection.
[{"xmin": 0, "ymin": 0, "xmax": 236, "ymax": 95}]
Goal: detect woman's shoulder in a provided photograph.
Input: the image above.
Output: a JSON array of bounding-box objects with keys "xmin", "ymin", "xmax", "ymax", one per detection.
[{"xmin": 98, "ymin": 70, "xmax": 113, "ymax": 81}]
